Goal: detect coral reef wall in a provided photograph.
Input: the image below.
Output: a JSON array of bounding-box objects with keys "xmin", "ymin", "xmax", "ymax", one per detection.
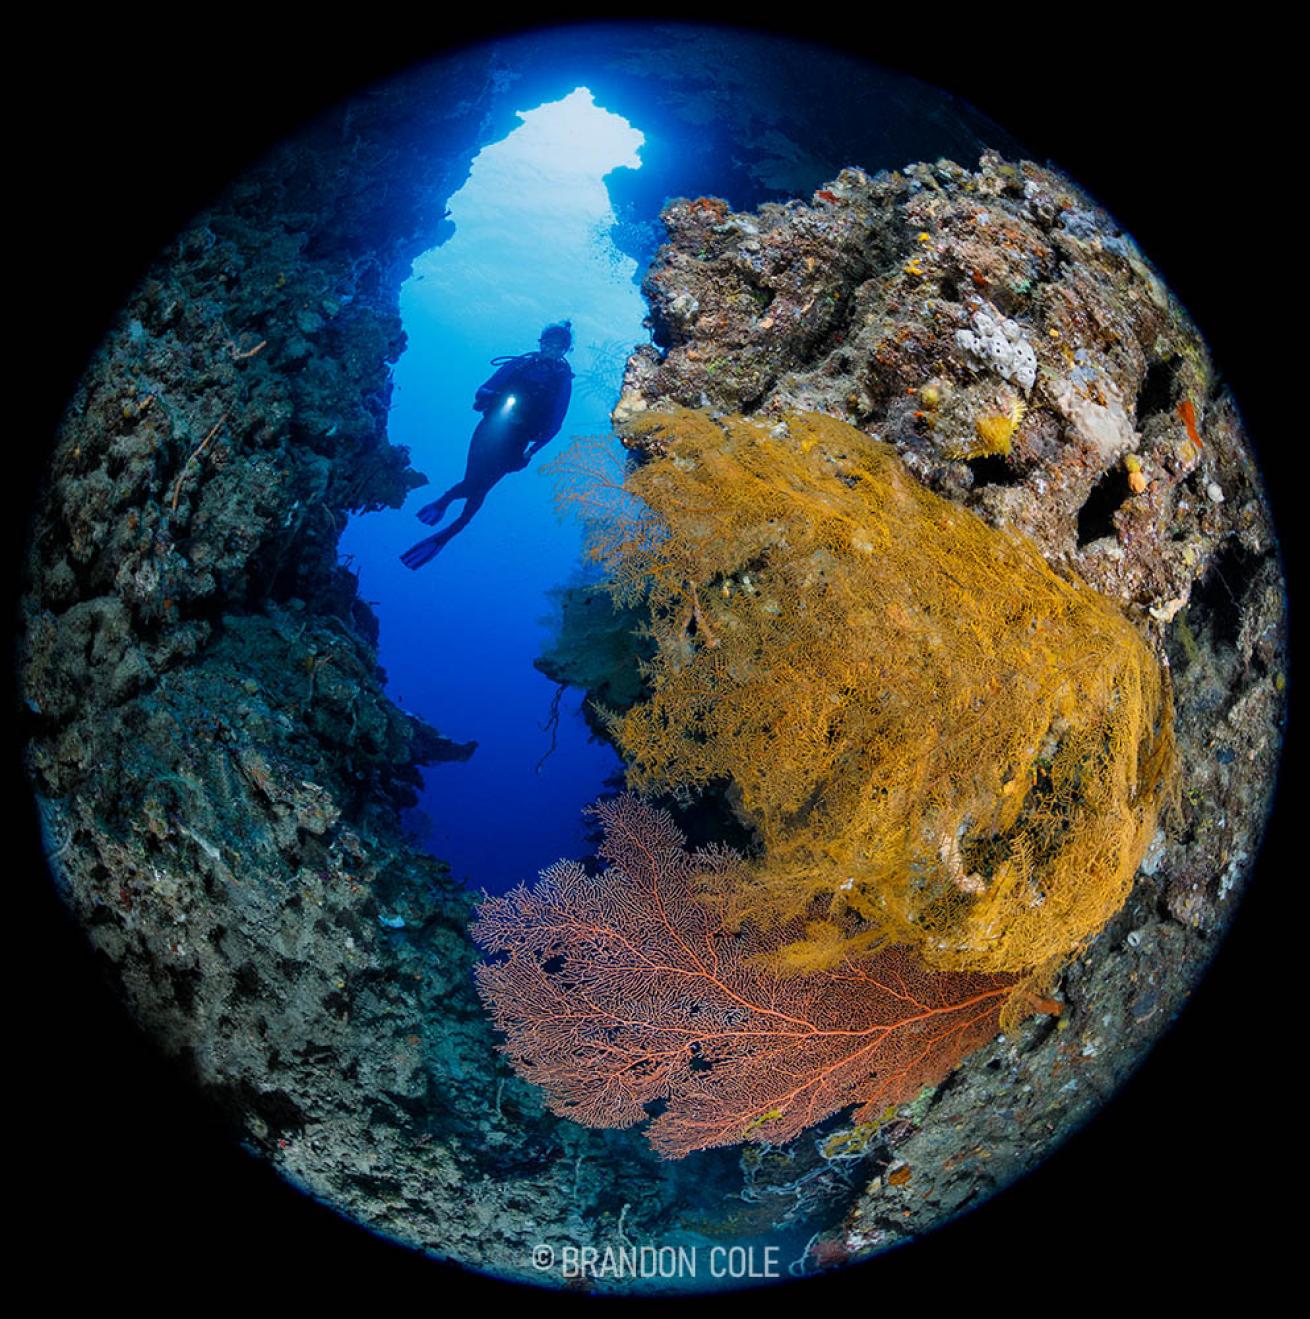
[
  {"xmin": 602, "ymin": 152, "xmax": 1286, "ymax": 1266},
  {"xmin": 20, "ymin": 50, "xmax": 601, "ymax": 1278}
]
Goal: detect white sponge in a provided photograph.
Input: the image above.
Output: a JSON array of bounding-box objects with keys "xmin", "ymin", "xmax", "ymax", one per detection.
[{"xmin": 956, "ymin": 308, "xmax": 1037, "ymax": 392}]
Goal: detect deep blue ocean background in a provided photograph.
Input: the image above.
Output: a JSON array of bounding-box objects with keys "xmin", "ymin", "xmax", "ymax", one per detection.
[{"xmin": 340, "ymin": 89, "xmax": 646, "ymax": 893}]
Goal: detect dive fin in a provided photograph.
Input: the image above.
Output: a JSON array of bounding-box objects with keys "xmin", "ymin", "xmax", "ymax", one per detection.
[{"xmin": 401, "ymin": 535, "xmax": 445, "ymax": 570}]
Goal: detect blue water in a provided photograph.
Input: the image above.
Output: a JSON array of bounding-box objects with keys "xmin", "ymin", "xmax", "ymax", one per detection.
[{"xmin": 340, "ymin": 89, "xmax": 647, "ymax": 892}]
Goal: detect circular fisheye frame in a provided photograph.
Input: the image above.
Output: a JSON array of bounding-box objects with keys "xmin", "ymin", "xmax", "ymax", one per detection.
[{"xmin": 19, "ymin": 23, "xmax": 1285, "ymax": 1296}]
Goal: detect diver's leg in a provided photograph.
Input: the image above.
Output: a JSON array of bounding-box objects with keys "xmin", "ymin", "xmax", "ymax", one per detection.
[
  {"xmin": 417, "ymin": 479, "xmax": 468, "ymax": 526},
  {"xmin": 401, "ymin": 489, "xmax": 488, "ymax": 569},
  {"xmin": 428, "ymin": 488, "xmax": 486, "ymax": 547}
]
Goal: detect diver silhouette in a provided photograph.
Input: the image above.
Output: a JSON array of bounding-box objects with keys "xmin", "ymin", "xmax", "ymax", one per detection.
[{"xmin": 401, "ymin": 321, "xmax": 574, "ymax": 569}]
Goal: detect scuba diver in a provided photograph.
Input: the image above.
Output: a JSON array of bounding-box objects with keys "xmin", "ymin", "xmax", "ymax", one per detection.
[{"xmin": 401, "ymin": 321, "xmax": 574, "ymax": 569}]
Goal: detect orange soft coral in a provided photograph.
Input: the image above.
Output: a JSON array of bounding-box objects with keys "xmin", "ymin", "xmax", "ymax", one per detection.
[{"xmin": 557, "ymin": 410, "xmax": 1176, "ymax": 1000}]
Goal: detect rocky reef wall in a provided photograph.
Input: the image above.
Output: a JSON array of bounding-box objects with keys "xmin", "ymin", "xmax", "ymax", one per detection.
[{"xmin": 600, "ymin": 151, "xmax": 1286, "ymax": 1266}]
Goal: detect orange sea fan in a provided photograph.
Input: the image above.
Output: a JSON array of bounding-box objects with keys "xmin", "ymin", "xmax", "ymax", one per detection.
[{"xmin": 473, "ymin": 796, "xmax": 1017, "ymax": 1158}]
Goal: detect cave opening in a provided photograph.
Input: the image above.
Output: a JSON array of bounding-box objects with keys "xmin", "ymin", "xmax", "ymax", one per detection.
[{"xmin": 339, "ymin": 87, "xmax": 647, "ymax": 892}]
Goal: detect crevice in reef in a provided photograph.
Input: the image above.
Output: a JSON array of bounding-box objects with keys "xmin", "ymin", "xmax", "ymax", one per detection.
[
  {"xmin": 1184, "ymin": 537, "xmax": 1266, "ymax": 657},
  {"xmin": 966, "ymin": 453, "xmax": 1021, "ymax": 488},
  {"xmin": 1076, "ymin": 465, "xmax": 1132, "ymax": 546},
  {"xmin": 1135, "ymin": 353, "xmax": 1182, "ymax": 423}
]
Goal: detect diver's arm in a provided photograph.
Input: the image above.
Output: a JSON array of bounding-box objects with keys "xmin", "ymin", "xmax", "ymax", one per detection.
[
  {"xmin": 525, "ymin": 373, "xmax": 573, "ymax": 455},
  {"xmin": 523, "ymin": 423, "xmax": 560, "ymax": 460},
  {"xmin": 473, "ymin": 359, "xmax": 523, "ymax": 411}
]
